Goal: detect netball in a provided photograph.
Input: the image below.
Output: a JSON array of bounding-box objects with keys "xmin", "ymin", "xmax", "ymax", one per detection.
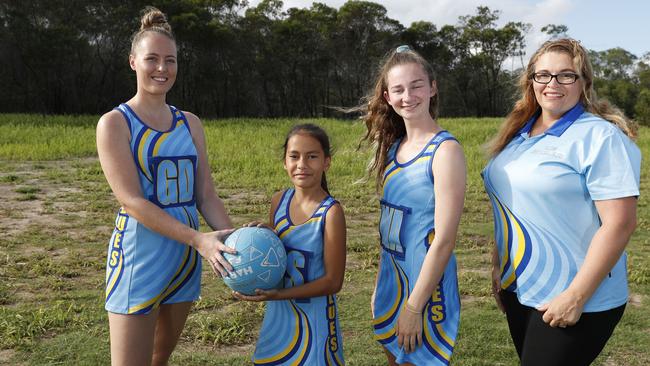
[{"xmin": 222, "ymin": 227, "xmax": 287, "ymax": 295}]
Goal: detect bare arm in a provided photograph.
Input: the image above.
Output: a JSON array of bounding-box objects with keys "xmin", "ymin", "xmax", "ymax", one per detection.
[
  {"xmin": 235, "ymin": 202, "xmax": 347, "ymax": 301},
  {"xmin": 539, "ymin": 197, "xmax": 637, "ymax": 327},
  {"xmin": 184, "ymin": 111, "xmax": 232, "ymax": 231},
  {"xmin": 396, "ymin": 140, "xmax": 466, "ymax": 353},
  {"xmin": 408, "ymin": 141, "xmax": 465, "ymax": 310},
  {"xmin": 96, "ymin": 111, "xmax": 234, "ymax": 277}
]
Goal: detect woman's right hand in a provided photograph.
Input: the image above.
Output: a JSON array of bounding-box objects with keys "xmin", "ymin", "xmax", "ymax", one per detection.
[
  {"xmin": 193, "ymin": 229, "xmax": 236, "ymax": 277},
  {"xmin": 491, "ymin": 264, "xmax": 505, "ymax": 313}
]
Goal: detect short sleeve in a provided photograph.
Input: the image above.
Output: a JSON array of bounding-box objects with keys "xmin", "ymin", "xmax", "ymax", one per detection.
[{"xmin": 584, "ymin": 128, "xmax": 641, "ymax": 201}]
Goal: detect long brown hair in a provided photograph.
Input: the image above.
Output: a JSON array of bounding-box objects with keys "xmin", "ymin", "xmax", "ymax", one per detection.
[
  {"xmin": 356, "ymin": 46, "xmax": 439, "ymax": 190},
  {"xmin": 487, "ymin": 38, "xmax": 637, "ymax": 156}
]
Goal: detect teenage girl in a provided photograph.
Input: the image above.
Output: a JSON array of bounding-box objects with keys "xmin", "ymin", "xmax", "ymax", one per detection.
[
  {"xmin": 234, "ymin": 124, "xmax": 347, "ymax": 365},
  {"xmin": 96, "ymin": 7, "xmax": 234, "ymax": 366},
  {"xmin": 359, "ymin": 45, "xmax": 466, "ymax": 366}
]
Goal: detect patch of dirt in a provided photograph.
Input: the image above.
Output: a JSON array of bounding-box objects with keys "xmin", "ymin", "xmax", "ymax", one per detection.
[
  {"xmin": 460, "ymin": 295, "xmax": 486, "ymax": 305},
  {"xmin": 0, "ymin": 349, "xmax": 19, "ymax": 366},
  {"xmin": 0, "ymin": 160, "xmax": 99, "ymax": 242},
  {"xmin": 457, "ymin": 268, "xmax": 490, "ymax": 275}
]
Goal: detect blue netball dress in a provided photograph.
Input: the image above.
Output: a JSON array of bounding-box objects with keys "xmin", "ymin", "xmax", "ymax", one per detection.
[
  {"xmin": 482, "ymin": 104, "xmax": 641, "ymax": 312},
  {"xmin": 104, "ymin": 103, "xmax": 201, "ymax": 315},
  {"xmin": 373, "ymin": 131, "xmax": 461, "ymax": 365},
  {"xmin": 253, "ymin": 188, "xmax": 345, "ymax": 365}
]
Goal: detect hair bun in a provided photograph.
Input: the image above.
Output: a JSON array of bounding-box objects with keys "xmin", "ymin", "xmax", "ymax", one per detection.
[{"xmin": 140, "ymin": 6, "xmax": 171, "ymax": 32}]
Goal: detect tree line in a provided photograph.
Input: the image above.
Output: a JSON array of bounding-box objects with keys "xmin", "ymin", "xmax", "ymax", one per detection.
[{"xmin": 1, "ymin": 0, "xmax": 649, "ymax": 123}]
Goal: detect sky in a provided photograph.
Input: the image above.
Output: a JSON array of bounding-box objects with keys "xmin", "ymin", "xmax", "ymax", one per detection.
[{"xmin": 246, "ymin": 0, "xmax": 650, "ymax": 60}]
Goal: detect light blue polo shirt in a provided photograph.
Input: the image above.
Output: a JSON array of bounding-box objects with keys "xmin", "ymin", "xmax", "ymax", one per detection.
[{"xmin": 482, "ymin": 103, "xmax": 641, "ymax": 312}]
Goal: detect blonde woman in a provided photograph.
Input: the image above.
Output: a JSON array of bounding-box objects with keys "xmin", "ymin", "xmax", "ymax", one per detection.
[{"xmin": 483, "ymin": 38, "xmax": 640, "ymax": 365}]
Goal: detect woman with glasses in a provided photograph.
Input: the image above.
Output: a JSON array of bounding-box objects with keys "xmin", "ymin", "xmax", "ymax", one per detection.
[{"xmin": 482, "ymin": 38, "xmax": 640, "ymax": 365}]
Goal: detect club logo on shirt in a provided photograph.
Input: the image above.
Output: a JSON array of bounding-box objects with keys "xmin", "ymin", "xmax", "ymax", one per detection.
[{"xmin": 530, "ymin": 146, "xmax": 564, "ymax": 159}]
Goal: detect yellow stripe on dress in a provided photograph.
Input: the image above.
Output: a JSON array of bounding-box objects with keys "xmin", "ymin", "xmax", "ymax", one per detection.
[
  {"xmin": 275, "ymin": 218, "xmax": 288, "ymax": 231},
  {"xmin": 494, "ymin": 198, "xmax": 514, "ymax": 289},
  {"xmin": 255, "ymin": 301, "xmax": 303, "ymax": 364},
  {"xmin": 423, "ymin": 321, "xmax": 451, "ymax": 362},
  {"xmin": 372, "ymin": 256, "xmax": 405, "ymax": 326},
  {"xmin": 154, "ymin": 249, "xmax": 198, "ymax": 308},
  {"xmin": 332, "ymin": 350, "xmax": 344, "ymax": 366},
  {"xmin": 105, "ymin": 251, "xmax": 123, "ymax": 299},
  {"xmin": 436, "ymin": 323, "xmax": 455, "ymax": 349},
  {"xmin": 383, "ymin": 167, "xmax": 401, "ymax": 183},
  {"xmin": 384, "ymin": 161, "xmax": 396, "ymax": 175},
  {"xmin": 375, "ymin": 326, "xmax": 395, "ymax": 341},
  {"xmin": 413, "ymin": 156, "xmax": 430, "ymax": 165},
  {"xmin": 279, "ymin": 217, "xmax": 322, "ymax": 239},
  {"xmin": 127, "ymin": 246, "xmax": 191, "ymax": 314},
  {"xmin": 428, "ymin": 231, "xmax": 435, "ymax": 245},
  {"xmin": 291, "ymin": 305, "xmax": 311, "ymax": 365},
  {"xmin": 152, "ymin": 131, "xmax": 171, "ymax": 156},
  {"xmin": 510, "ymin": 210, "xmax": 527, "ymax": 268},
  {"xmin": 137, "ymin": 129, "xmax": 154, "ymax": 181}
]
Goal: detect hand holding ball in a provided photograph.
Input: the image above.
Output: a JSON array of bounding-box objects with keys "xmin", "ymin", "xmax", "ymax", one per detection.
[{"xmin": 222, "ymin": 227, "xmax": 287, "ymax": 295}]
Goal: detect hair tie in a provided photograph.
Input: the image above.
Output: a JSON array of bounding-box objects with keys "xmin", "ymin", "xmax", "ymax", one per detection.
[{"xmin": 396, "ymin": 45, "xmax": 411, "ymax": 53}]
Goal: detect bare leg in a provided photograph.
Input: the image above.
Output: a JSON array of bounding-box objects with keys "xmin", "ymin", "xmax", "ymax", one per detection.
[
  {"xmin": 382, "ymin": 347, "xmax": 415, "ymax": 366},
  {"xmin": 383, "ymin": 347, "xmax": 399, "ymax": 366},
  {"xmin": 108, "ymin": 308, "xmax": 160, "ymax": 366},
  {"xmin": 151, "ymin": 302, "xmax": 193, "ymax": 366}
]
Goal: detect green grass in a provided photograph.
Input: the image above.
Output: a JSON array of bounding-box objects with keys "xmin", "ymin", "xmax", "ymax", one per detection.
[{"xmin": 0, "ymin": 114, "xmax": 648, "ymax": 365}]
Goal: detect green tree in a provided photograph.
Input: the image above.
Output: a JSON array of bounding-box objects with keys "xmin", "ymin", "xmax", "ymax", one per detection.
[
  {"xmin": 334, "ymin": 1, "xmax": 402, "ymax": 106},
  {"xmin": 591, "ymin": 47, "xmax": 637, "ymax": 80},
  {"xmin": 454, "ymin": 6, "xmax": 530, "ymax": 116},
  {"xmin": 634, "ymin": 88, "xmax": 650, "ymax": 125},
  {"xmin": 541, "ymin": 24, "xmax": 568, "ymax": 39}
]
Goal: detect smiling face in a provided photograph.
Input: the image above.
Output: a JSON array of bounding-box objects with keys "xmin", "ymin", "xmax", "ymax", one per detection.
[
  {"xmin": 383, "ymin": 62, "xmax": 437, "ymax": 121},
  {"xmin": 284, "ymin": 133, "xmax": 331, "ymax": 191},
  {"xmin": 532, "ymin": 51, "xmax": 583, "ymax": 121},
  {"xmin": 129, "ymin": 32, "xmax": 177, "ymax": 96}
]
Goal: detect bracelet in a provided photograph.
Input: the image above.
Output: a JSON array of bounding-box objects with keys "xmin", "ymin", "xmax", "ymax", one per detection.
[{"xmin": 404, "ymin": 302, "xmax": 422, "ymax": 315}]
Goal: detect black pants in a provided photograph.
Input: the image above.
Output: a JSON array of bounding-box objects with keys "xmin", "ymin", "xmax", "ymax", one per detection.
[{"xmin": 500, "ymin": 290, "xmax": 625, "ymax": 366}]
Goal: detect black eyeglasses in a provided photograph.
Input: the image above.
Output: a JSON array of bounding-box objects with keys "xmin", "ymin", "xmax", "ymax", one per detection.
[{"xmin": 532, "ymin": 72, "xmax": 580, "ymax": 85}]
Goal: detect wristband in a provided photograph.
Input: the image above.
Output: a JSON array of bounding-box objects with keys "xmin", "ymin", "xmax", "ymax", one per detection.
[{"xmin": 404, "ymin": 301, "xmax": 422, "ymax": 315}]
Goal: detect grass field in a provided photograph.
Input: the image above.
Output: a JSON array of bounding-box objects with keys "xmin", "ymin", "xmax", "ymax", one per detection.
[{"xmin": 0, "ymin": 114, "xmax": 648, "ymax": 365}]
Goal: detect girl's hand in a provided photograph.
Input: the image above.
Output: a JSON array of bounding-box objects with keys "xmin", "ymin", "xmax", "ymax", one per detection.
[
  {"xmin": 232, "ymin": 289, "xmax": 279, "ymax": 302},
  {"xmin": 395, "ymin": 303, "xmax": 423, "ymax": 354},
  {"xmin": 194, "ymin": 228, "xmax": 236, "ymax": 278},
  {"xmin": 242, "ymin": 221, "xmax": 277, "ymax": 233},
  {"xmin": 491, "ymin": 264, "xmax": 505, "ymax": 313},
  {"xmin": 537, "ymin": 289, "xmax": 584, "ymax": 328}
]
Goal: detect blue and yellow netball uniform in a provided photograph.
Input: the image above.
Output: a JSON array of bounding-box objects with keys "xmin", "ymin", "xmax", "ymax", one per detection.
[
  {"xmin": 253, "ymin": 188, "xmax": 344, "ymax": 365},
  {"xmin": 373, "ymin": 131, "xmax": 461, "ymax": 365},
  {"xmin": 105, "ymin": 103, "xmax": 201, "ymax": 315},
  {"xmin": 482, "ymin": 104, "xmax": 641, "ymax": 312}
]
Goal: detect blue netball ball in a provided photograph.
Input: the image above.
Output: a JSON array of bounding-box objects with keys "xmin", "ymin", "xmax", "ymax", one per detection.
[{"xmin": 222, "ymin": 227, "xmax": 287, "ymax": 295}]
